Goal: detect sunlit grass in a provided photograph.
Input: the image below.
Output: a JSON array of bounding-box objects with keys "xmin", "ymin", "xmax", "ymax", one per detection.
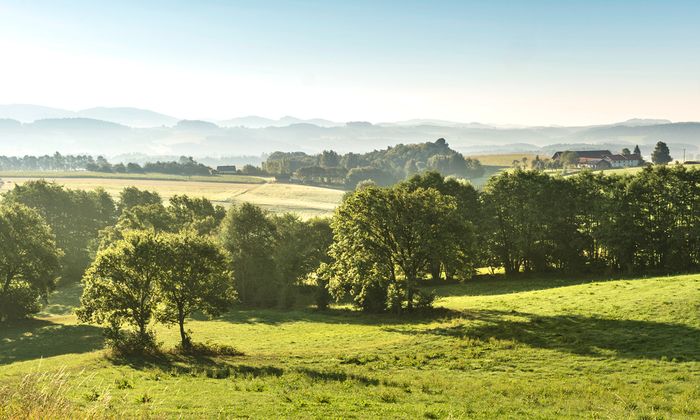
[{"xmin": 1, "ymin": 274, "xmax": 698, "ymax": 417}]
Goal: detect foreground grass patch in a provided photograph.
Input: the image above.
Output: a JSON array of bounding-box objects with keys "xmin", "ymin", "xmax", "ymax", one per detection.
[{"xmin": 1, "ymin": 274, "xmax": 698, "ymax": 418}]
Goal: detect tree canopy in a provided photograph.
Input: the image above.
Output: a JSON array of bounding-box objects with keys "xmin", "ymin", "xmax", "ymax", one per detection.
[
  {"xmin": 651, "ymin": 141, "xmax": 673, "ymax": 164},
  {"xmin": 0, "ymin": 203, "xmax": 63, "ymax": 321}
]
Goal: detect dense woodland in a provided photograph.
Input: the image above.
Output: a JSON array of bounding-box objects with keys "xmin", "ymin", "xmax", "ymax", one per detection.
[
  {"xmin": 0, "ymin": 164, "xmax": 698, "ymax": 353},
  {"xmin": 0, "ymin": 153, "xmax": 214, "ymax": 176},
  {"xmin": 263, "ymin": 138, "xmax": 485, "ymax": 187}
]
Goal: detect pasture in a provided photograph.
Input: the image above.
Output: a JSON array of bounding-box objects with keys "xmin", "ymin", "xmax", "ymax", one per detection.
[
  {"xmin": 1, "ymin": 274, "xmax": 698, "ymax": 418},
  {"xmin": 0, "ymin": 174, "xmax": 345, "ymax": 218}
]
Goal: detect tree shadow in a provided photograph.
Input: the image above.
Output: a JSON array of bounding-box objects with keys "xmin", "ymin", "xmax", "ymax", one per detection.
[
  {"xmin": 215, "ymin": 306, "xmax": 458, "ymax": 327},
  {"xmin": 429, "ymin": 274, "xmax": 628, "ymax": 298},
  {"xmin": 386, "ymin": 309, "xmax": 700, "ymax": 361},
  {"xmin": 110, "ymin": 353, "xmax": 390, "ymax": 386},
  {"xmin": 0, "ymin": 318, "xmax": 104, "ymax": 365}
]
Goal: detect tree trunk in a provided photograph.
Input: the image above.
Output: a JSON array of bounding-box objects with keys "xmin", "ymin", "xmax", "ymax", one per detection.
[
  {"xmin": 405, "ymin": 274, "xmax": 415, "ymax": 310},
  {"xmin": 178, "ymin": 307, "xmax": 190, "ymax": 350},
  {"xmin": 429, "ymin": 260, "xmax": 441, "ymax": 281}
]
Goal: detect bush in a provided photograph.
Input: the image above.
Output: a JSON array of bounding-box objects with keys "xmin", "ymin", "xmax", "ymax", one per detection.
[
  {"xmin": 356, "ymin": 279, "xmax": 388, "ymax": 313},
  {"xmin": 104, "ymin": 325, "xmax": 161, "ymax": 357},
  {"xmin": 0, "ymin": 285, "xmax": 41, "ymax": 321},
  {"xmin": 172, "ymin": 341, "xmax": 243, "ymax": 357}
]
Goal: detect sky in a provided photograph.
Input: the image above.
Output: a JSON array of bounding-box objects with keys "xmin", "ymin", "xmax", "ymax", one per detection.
[{"xmin": 0, "ymin": 0, "xmax": 699, "ymax": 126}]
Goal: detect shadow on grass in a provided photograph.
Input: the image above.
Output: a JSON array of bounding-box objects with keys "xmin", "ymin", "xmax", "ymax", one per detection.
[
  {"xmin": 428, "ymin": 274, "xmax": 629, "ymax": 298},
  {"xmin": 110, "ymin": 353, "xmax": 389, "ymax": 386},
  {"xmin": 386, "ymin": 309, "xmax": 700, "ymax": 361},
  {"xmin": 215, "ymin": 306, "xmax": 458, "ymax": 327},
  {"xmin": 0, "ymin": 319, "xmax": 104, "ymax": 365}
]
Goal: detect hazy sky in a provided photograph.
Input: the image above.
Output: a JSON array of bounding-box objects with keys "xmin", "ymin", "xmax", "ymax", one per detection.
[{"xmin": 1, "ymin": 0, "xmax": 698, "ymax": 125}]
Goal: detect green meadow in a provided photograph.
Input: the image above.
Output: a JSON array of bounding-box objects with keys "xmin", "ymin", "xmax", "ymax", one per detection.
[{"xmin": 2, "ymin": 274, "xmax": 698, "ymax": 418}]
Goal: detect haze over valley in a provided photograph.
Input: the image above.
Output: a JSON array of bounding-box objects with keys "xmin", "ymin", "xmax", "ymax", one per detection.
[{"xmin": 1, "ymin": 104, "xmax": 698, "ymax": 161}]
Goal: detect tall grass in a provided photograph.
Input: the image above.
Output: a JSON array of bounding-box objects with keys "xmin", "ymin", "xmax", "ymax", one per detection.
[{"xmin": 0, "ymin": 368, "xmax": 113, "ymax": 418}]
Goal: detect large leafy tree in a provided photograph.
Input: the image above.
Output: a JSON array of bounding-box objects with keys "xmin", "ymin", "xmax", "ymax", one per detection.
[
  {"xmin": 3, "ymin": 180, "xmax": 116, "ymax": 282},
  {"xmin": 157, "ymin": 231, "xmax": 235, "ymax": 350},
  {"xmin": 326, "ymin": 184, "xmax": 457, "ymax": 312},
  {"xmin": 220, "ymin": 203, "xmax": 278, "ymax": 306},
  {"xmin": 168, "ymin": 194, "xmax": 226, "ymax": 235},
  {"xmin": 77, "ymin": 231, "xmax": 165, "ymax": 345},
  {"xmin": 100, "ymin": 195, "xmax": 226, "ymax": 249},
  {"xmin": 0, "ymin": 204, "xmax": 62, "ymax": 321},
  {"xmin": 402, "ymin": 172, "xmax": 479, "ymax": 280},
  {"xmin": 117, "ymin": 186, "xmax": 162, "ymax": 213}
]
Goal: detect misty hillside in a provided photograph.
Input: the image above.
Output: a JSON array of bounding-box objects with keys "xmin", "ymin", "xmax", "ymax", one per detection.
[
  {"xmin": 0, "ymin": 104, "xmax": 179, "ymax": 127},
  {"xmin": 0, "ymin": 106, "xmax": 698, "ymax": 159}
]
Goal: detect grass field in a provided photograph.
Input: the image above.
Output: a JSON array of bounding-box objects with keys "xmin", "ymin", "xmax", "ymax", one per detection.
[
  {"xmin": 1, "ymin": 274, "xmax": 698, "ymax": 418},
  {"xmin": 0, "ymin": 175, "xmax": 346, "ymax": 218}
]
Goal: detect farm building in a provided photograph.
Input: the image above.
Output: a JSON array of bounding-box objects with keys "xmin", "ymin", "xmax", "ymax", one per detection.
[
  {"xmin": 216, "ymin": 165, "xmax": 237, "ymax": 174},
  {"xmin": 551, "ymin": 150, "xmax": 612, "ymax": 161},
  {"xmin": 576, "ymin": 157, "xmax": 612, "ymax": 170},
  {"xmin": 552, "ymin": 149, "xmax": 643, "ymax": 169},
  {"xmin": 603, "ymin": 154, "xmax": 642, "ymax": 168}
]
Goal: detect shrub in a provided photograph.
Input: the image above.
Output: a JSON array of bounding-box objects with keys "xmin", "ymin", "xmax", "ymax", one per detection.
[
  {"xmin": 104, "ymin": 325, "xmax": 161, "ymax": 357},
  {"xmin": 172, "ymin": 341, "xmax": 243, "ymax": 357}
]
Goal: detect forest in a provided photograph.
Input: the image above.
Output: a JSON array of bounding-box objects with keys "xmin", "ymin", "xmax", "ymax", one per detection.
[{"xmin": 262, "ymin": 138, "xmax": 485, "ymax": 187}]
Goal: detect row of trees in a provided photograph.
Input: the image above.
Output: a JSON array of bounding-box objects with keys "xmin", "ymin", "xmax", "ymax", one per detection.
[
  {"xmin": 0, "ymin": 153, "xmax": 213, "ymax": 176},
  {"xmin": 2, "ymin": 165, "xmax": 698, "ymax": 328},
  {"xmin": 0, "ymin": 181, "xmax": 332, "ymax": 349},
  {"xmin": 263, "ymin": 139, "xmax": 484, "ymax": 187},
  {"xmin": 319, "ymin": 165, "xmax": 700, "ymax": 312},
  {"xmin": 481, "ymin": 166, "xmax": 699, "ymax": 274}
]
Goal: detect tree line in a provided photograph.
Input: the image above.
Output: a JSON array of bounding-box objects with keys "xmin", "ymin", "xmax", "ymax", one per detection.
[
  {"xmin": 0, "ymin": 153, "xmax": 213, "ymax": 176},
  {"xmin": 1, "ymin": 164, "xmax": 698, "ymax": 351},
  {"xmin": 262, "ymin": 138, "xmax": 485, "ymax": 187}
]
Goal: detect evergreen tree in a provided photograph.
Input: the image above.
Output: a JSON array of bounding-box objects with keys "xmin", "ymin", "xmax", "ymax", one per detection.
[{"xmin": 651, "ymin": 141, "xmax": 672, "ymax": 164}]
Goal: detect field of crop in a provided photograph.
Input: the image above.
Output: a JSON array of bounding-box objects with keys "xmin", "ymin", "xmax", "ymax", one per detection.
[
  {"xmin": 0, "ymin": 175, "xmax": 346, "ymax": 218},
  {"xmin": 1, "ymin": 274, "xmax": 698, "ymax": 418},
  {"xmin": 0, "ymin": 171, "xmax": 271, "ymax": 184},
  {"xmin": 466, "ymin": 153, "xmax": 539, "ymax": 167}
]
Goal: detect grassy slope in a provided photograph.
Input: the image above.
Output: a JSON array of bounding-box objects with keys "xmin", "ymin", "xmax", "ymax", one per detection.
[
  {"xmin": 1, "ymin": 274, "xmax": 698, "ymax": 418},
  {"xmin": 0, "ymin": 175, "xmax": 345, "ymax": 218}
]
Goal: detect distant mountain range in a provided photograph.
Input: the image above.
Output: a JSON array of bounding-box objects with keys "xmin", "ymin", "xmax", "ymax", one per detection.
[
  {"xmin": 0, "ymin": 104, "xmax": 178, "ymax": 127},
  {"xmin": 0, "ymin": 104, "xmax": 698, "ymax": 160}
]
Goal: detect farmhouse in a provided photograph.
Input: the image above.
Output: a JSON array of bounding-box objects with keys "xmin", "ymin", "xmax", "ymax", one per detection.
[
  {"xmin": 551, "ymin": 150, "xmax": 612, "ymax": 161},
  {"xmin": 216, "ymin": 165, "xmax": 237, "ymax": 174},
  {"xmin": 603, "ymin": 153, "xmax": 642, "ymax": 168},
  {"xmin": 552, "ymin": 149, "xmax": 643, "ymax": 169},
  {"xmin": 576, "ymin": 157, "xmax": 612, "ymax": 170}
]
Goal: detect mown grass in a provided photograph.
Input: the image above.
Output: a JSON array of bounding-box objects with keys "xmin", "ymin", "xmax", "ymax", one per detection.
[
  {"xmin": 1, "ymin": 274, "xmax": 699, "ymax": 418},
  {"xmin": 0, "ymin": 176, "xmax": 346, "ymax": 218}
]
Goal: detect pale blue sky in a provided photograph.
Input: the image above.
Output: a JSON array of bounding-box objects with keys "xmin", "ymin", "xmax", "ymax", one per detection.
[{"xmin": 0, "ymin": 0, "xmax": 698, "ymax": 124}]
